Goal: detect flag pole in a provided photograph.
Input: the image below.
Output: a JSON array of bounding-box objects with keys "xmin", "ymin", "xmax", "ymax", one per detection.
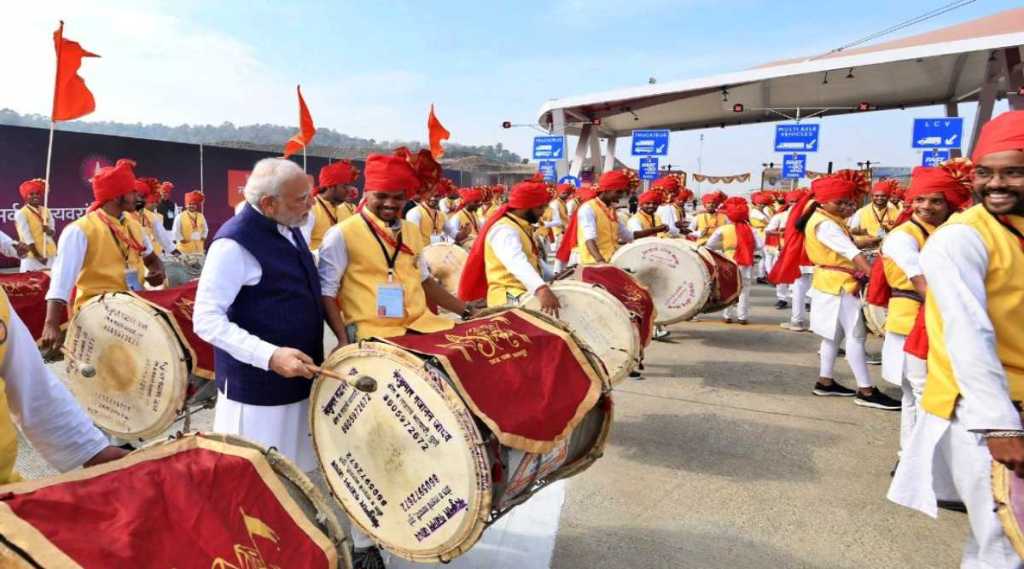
[
  {"xmin": 302, "ymin": 145, "xmax": 307, "ymax": 172},
  {"xmin": 199, "ymin": 143, "xmax": 205, "ymax": 192},
  {"xmin": 43, "ymin": 121, "xmax": 56, "ymax": 210},
  {"xmin": 44, "ymin": 20, "xmax": 66, "ymax": 211}
]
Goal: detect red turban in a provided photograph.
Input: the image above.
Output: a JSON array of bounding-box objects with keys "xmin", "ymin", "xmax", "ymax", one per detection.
[
  {"xmin": 675, "ymin": 188, "xmax": 693, "ymax": 203},
  {"xmin": 784, "ymin": 190, "xmax": 804, "ymax": 203},
  {"xmin": 598, "ymin": 170, "xmax": 630, "ymax": 191},
  {"xmin": 723, "ymin": 196, "xmax": 749, "ymax": 223},
  {"xmin": 364, "ymin": 153, "xmax": 421, "ymax": 197},
  {"xmin": 508, "ymin": 179, "xmax": 551, "ymax": 209},
  {"xmin": 651, "ymin": 176, "xmax": 680, "ymax": 192},
  {"xmin": 904, "ymin": 165, "xmax": 973, "ymax": 211},
  {"xmin": 811, "ymin": 175, "xmax": 857, "ymax": 203},
  {"xmin": 159, "ymin": 181, "xmax": 174, "ymax": 196},
  {"xmin": 872, "ymin": 179, "xmax": 900, "ymax": 196},
  {"xmin": 19, "ymin": 179, "xmax": 45, "ymax": 201},
  {"xmin": 701, "ymin": 191, "xmax": 725, "ymax": 206},
  {"xmin": 184, "ymin": 191, "xmax": 205, "ymax": 206},
  {"xmin": 638, "ymin": 190, "xmax": 662, "ymax": 205},
  {"xmin": 556, "ymin": 183, "xmax": 574, "ymax": 196},
  {"xmin": 750, "ymin": 191, "xmax": 774, "ymax": 206},
  {"xmin": 318, "ymin": 160, "xmax": 359, "ymax": 189},
  {"xmin": 555, "ymin": 184, "xmax": 602, "ymax": 263},
  {"xmin": 722, "ymin": 197, "xmax": 755, "ymax": 266},
  {"xmin": 972, "ymin": 110, "xmax": 1024, "ymax": 162},
  {"xmin": 458, "ymin": 187, "xmax": 484, "ymax": 205},
  {"xmin": 133, "ymin": 179, "xmax": 150, "ymax": 194},
  {"xmin": 491, "ymin": 184, "xmax": 507, "ymax": 196},
  {"xmin": 89, "ymin": 160, "xmax": 137, "ymax": 211}
]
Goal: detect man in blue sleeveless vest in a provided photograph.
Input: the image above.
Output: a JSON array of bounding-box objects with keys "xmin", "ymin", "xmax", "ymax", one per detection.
[{"xmin": 194, "ymin": 157, "xmax": 323, "ymax": 472}]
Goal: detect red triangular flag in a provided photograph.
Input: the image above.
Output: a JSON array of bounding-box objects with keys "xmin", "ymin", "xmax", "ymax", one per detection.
[
  {"xmin": 428, "ymin": 104, "xmax": 450, "ymax": 160},
  {"xmin": 283, "ymin": 85, "xmax": 316, "ymax": 158},
  {"xmin": 51, "ymin": 21, "xmax": 99, "ymax": 122}
]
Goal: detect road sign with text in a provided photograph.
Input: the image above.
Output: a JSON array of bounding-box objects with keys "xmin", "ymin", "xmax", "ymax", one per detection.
[
  {"xmin": 922, "ymin": 149, "xmax": 951, "ymax": 167},
  {"xmin": 631, "ymin": 130, "xmax": 670, "ymax": 156},
  {"xmin": 538, "ymin": 160, "xmax": 557, "ymax": 181},
  {"xmin": 774, "ymin": 124, "xmax": 820, "ymax": 152},
  {"xmin": 912, "ymin": 118, "xmax": 963, "ymax": 149},
  {"xmin": 639, "ymin": 157, "xmax": 659, "ymax": 180},
  {"xmin": 532, "ymin": 136, "xmax": 566, "ymax": 160},
  {"xmin": 781, "ymin": 154, "xmax": 806, "ymax": 179}
]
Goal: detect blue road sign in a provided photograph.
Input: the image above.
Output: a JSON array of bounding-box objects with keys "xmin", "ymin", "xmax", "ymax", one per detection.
[
  {"xmin": 781, "ymin": 154, "xmax": 806, "ymax": 179},
  {"xmin": 774, "ymin": 124, "xmax": 820, "ymax": 152},
  {"xmin": 558, "ymin": 175, "xmax": 581, "ymax": 188},
  {"xmin": 538, "ymin": 160, "xmax": 557, "ymax": 181},
  {"xmin": 639, "ymin": 157, "xmax": 659, "ymax": 181},
  {"xmin": 922, "ymin": 149, "xmax": 951, "ymax": 167},
  {"xmin": 532, "ymin": 136, "xmax": 566, "ymax": 160},
  {"xmin": 631, "ymin": 130, "xmax": 670, "ymax": 156},
  {"xmin": 912, "ymin": 118, "xmax": 963, "ymax": 149}
]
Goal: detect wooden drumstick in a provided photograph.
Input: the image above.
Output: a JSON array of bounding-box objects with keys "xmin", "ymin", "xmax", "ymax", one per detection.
[
  {"xmin": 60, "ymin": 347, "xmax": 97, "ymax": 378},
  {"xmin": 307, "ymin": 365, "xmax": 378, "ymax": 393}
]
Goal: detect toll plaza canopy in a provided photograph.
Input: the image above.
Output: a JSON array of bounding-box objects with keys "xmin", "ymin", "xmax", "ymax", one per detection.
[{"xmin": 537, "ymin": 8, "xmax": 1024, "ymax": 178}]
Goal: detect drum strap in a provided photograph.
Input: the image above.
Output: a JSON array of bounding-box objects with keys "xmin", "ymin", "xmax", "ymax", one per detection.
[
  {"xmin": 818, "ymin": 264, "xmax": 858, "ymax": 276},
  {"xmin": 317, "ymin": 196, "xmax": 338, "ymax": 225},
  {"xmin": 891, "ymin": 289, "xmax": 924, "ymax": 303}
]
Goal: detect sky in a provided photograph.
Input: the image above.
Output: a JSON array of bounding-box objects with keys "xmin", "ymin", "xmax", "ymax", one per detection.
[{"xmin": 1, "ymin": 0, "xmax": 1019, "ymax": 191}]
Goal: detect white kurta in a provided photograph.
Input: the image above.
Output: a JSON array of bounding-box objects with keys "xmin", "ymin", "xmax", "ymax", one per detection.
[
  {"xmin": 888, "ymin": 223, "xmax": 1023, "ymax": 569},
  {"xmin": 193, "ymin": 222, "xmax": 316, "ymax": 471},
  {"xmin": 0, "ymin": 231, "xmax": 21, "ymax": 260},
  {"xmin": 706, "ymin": 225, "xmax": 764, "ymax": 321},
  {"xmin": 45, "ymin": 220, "xmax": 154, "ymax": 302},
  {"xmin": 578, "ymin": 202, "xmax": 633, "ymax": 244},
  {"xmin": 655, "ymin": 204, "xmax": 679, "ymax": 236},
  {"xmin": 4, "ymin": 305, "xmax": 109, "ymax": 472},
  {"xmin": 316, "ymin": 223, "xmax": 431, "ymax": 298},
  {"xmin": 171, "ymin": 211, "xmax": 210, "ymax": 243},
  {"xmin": 879, "ymin": 231, "xmax": 925, "ymax": 387},
  {"xmin": 14, "ymin": 208, "xmax": 55, "ymax": 272},
  {"xmin": 406, "ymin": 206, "xmax": 454, "ymax": 242},
  {"xmin": 808, "ymin": 217, "xmax": 862, "ymax": 340},
  {"xmin": 486, "ymin": 223, "xmax": 549, "ymax": 296}
]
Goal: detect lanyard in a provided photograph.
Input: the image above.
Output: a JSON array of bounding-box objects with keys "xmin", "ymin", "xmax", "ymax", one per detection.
[
  {"xmin": 593, "ymin": 199, "xmax": 617, "ymax": 223},
  {"xmin": 908, "ymin": 217, "xmax": 931, "ymax": 240},
  {"xmin": 26, "ymin": 205, "xmax": 48, "ymax": 227},
  {"xmin": 362, "ymin": 213, "xmax": 405, "ymax": 279},
  {"xmin": 996, "ymin": 215, "xmax": 1024, "ymax": 251},
  {"xmin": 188, "ymin": 212, "xmax": 201, "ymax": 231},
  {"xmin": 317, "ymin": 196, "xmax": 338, "ymax": 225},
  {"xmin": 422, "ymin": 205, "xmax": 441, "ymax": 233},
  {"xmin": 461, "ymin": 210, "xmax": 478, "ymax": 233},
  {"xmin": 872, "ymin": 205, "xmax": 889, "ymax": 225}
]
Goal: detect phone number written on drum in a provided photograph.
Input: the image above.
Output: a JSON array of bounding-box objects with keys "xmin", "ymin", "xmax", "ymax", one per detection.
[{"xmin": 331, "ymin": 451, "xmax": 388, "ymax": 529}]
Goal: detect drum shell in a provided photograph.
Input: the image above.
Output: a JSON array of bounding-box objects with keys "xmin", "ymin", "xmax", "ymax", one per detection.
[
  {"xmin": 421, "ymin": 243, "xmax": 469, "ymax": 295},
  {"xmin": 694, "ymin": 248, "xmax": 742, "ymax": 314},
  {"xmin": 860, "ymin": 288, "xmax": 888, "ymax": 337},
  {"xmin": 610, "ymin": 238, "xmax": 712, "ymax": 324}
]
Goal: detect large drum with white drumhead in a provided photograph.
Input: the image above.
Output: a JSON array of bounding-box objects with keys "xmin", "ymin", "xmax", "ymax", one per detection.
[
  {"xmin": 861, "ymin": 288, "xmax": 888, "ymax": 337},
  {"xmin": 610, "ymin": 238, "xmax": 712, "ymax": 324},
  {"xmin": 519, "ymin": 281, "xmax": 640, "ymax": 384},
  {"xmin": 310, "ymin": 311, "xmax": 611, "ymax": 563},
  {"xmin": 62, "ymin": 292, "xmax": 195, "ymax": 440},
  {"xmin": 421, "ymin": 243, "xmax": 468, "ymax": 295}
]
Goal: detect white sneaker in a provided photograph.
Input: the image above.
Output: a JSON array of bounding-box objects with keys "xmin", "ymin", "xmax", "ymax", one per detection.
[{"xmin": 780, "ymin": 321, "xmax": 809, "ymax": 332}]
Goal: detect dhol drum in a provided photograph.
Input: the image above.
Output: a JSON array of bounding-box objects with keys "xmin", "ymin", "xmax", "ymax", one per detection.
[
  {"xmin": 861, "ymin": 288, "xmax": 888, "ymax": 337},
  {"xmin": 519, "ymin": 281, "xmax": 639, "ymax": 384},
  {"xmin": 610, "ymin": 238, "xmax": 740, "ymax": 324},
  {"xmin": 0, "ymin": 271, "xmax": 49, "ymax": 340},
  {"xmin": 310, "ymin": 308, "xmax": 611, "ymax": 563},
  {"xmin": 422, "ymin": 243, "xmax": 469, "ymax": 296},
  {"xmin": 163, "ymin": 252, "xmax": 205, "ymax": 287},
  {"xmin": 0, "ymin": 433, "xmax": 351, "ymax": 569},
  {"xmin": 61, "ymin": 290, "xmax": 214, "ymax": 441},
  {"xmin": 994, "ymin": 462, "xmax": 1024, "ymax": 559},
  {"xmin": 561, "ymin": 264, "xmax": 657, "ymax": 347}
]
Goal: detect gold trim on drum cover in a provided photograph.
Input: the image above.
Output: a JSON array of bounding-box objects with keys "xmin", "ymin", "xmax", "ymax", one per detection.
[
  {"xmin": 564, "ymin": 263, "xmax": 661, "ymax": 329},
  {"xmin": 309, "ymin": 343, "xmax": 492, "ymax": 563},
  {"xmin": 379, "ymin": 308, "xmax": 605, "ymax": 455},
  {"xmin": 993, "ymin": 462, "xmax": 1024, "ymax": 559},
  {"xmin": 0, "ymin": 434, "xmax": 340, "ymax": 569}
]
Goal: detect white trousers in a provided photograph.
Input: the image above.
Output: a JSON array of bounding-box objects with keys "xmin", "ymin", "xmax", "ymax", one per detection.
[
  {"xmin": 882, "ymin": 332, "xmax": 928, "ymax": 454},
  {"xmin": 20, "ymin": 256, "xmax": 51, "ymax": 272},
  {"xmin": 816, "ymin": 292, "xmax": 872, "ymax": 388},
  {"xmin": 763, "ymin": 249, "xmax": 778, "ymax": 276},
  {"xmin": 724, "ymin": 266, "xmax": 752, "ymax": 321},
  {"xmin": 212, "ymin": 395, "xmax": 316, "ymax": 471},
  {"xmin": 789, "ymin": 272, "xmax": 811, "ymax": 325}
]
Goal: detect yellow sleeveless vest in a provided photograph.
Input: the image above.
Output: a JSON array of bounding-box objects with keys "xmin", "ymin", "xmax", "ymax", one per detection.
[
  {"xmin": 337, "ymin": 202, "xmax": 356, "ymax": 222},
  {"xmin": 72, "ymin": 211, "xmax": 131, "ymax": 313},
  {"xmin": 337, "ymin": 211, "xmax": 454, "ymax": 339},
  {"xmin": 695, "ymin": 212, "xmax": 727, "ymax": 246},
  {"xmin": 17, "ymin": 206, "xmax": 57, "ymax": 258},
  {"xmin": 177, "ymin": 212, "xmax": 206, "ymax": 254},
  {"xmin": 124, "ymin": 214, "xmax": 147, "ymax": 279},
  {"xmin": 412, "ymin": 204, "xmax": 446, "ymax": 243},
  {"xmin": 881, "ymin": 218, "xmax": 934, "ymax": 336},
  {"xmin": 138, "ymin": 209, "xmax": 164, "ymax": 256},
  {"xmin": 454, "ymin": 209, "xmax": 479, "ymax": 240},
  {"xmin": 921, "ymin": 207, "xmax": 1024, "ymax": 419},
  {"xmin": 309, "ymin": 196, "xmax": 339, "ymax": 250},
  {"xmin": 484, "ymin": 215, "xmax": 540, "ymax": 307},
  {"xmin": 856, "ymin": 203, "xmax": 899, "ymax": 236},
  {"xmin": 577, "ymin": 199, "xmax": 619, "ymax": 265},
  {"xmin": 718, "ymin": 224, "xmax": 738, "ymax": 260},
  {"xmin": 805, "ymin": 209, "xmax": 858, "ymax": 295},
  {"xmin": 0, "ymin": 290, "xmax": 20, "ymax": 484}
]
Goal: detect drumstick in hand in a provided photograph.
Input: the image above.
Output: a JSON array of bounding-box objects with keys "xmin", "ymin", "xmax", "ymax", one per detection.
[
  {"xmin": 306, "ymin": 365, "xmax": 378, "ymax": 393},
  {"xmin": 60, "ymin": 347, "xmax": 97, "ymax": 378}
]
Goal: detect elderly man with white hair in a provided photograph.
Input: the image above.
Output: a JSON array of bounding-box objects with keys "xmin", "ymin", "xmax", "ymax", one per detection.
[{"xmin": 194, "ymin": 157, "xmax": 323, "ymax": 470}]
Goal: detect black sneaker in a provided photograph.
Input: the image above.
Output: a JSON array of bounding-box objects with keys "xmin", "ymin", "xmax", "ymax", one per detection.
[
  {"xmin": 813, "ymin": 381, "xmax": 856, "ymax": 397},
  {"xmin": 352, "ymin": 547, "xmax": 386, "ymax": 569},
  {"xmin": 854, "ymin": 388, "xmax": 901, "ymax": 410},
  {"xmin": 774, "ymin": 300, "xmax": 789, "ymax": 309},
  {"xmin": 937, "ymin": 500, "xmax": 967, "ymax": 513}
]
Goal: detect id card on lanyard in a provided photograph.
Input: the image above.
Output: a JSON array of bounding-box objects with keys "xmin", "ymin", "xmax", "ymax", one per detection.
[
  {"xmin": 364, "ymin": 216, "xmax": 406, "ymax": 319},
  {"xmin": 106, "ymin": 220, "xmax": 143, "ymax": 291}
]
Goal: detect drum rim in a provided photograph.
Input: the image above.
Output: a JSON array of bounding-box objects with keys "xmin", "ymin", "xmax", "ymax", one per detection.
[
  {"xmin": 309, "ymin": 341, "xmax": 492, "ymax": 563},
  {"xmin": 64, "ymin": 292, "xmax": 191, "ymax": 441},
  {"xmin": 564, "ymin": 264, "xmax": 659, "ymax": 345},
  {"xmin": 610, "ymin": 239, "xmax": 712, "ymax": 324},
  {"xmin": 519, "ymin": 281, "xmax": 640, "ymax": 385},
  {"xmin": 859, "ymin": 288, "xmax": 888, "ymax": 337},
  {"xmin": 992, "ymin": 462, "xmax": 1024, "ymax": 559}
]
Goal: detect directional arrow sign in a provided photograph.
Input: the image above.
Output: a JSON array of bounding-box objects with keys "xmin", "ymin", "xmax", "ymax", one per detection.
[
  {"xmin": 533, "ymin": 136, "xmax": 566, "ymax": 160},
  {"xmin": 631, "ymin": 130, "xmax": 670, "ymax": 156},
  {"xmin": 774, "ymin": 124, "xmax": 820, "ymax": 153},
  {"xmin": 538, "ymin": 160, "xmax": 557, "ymax": 181},
  {"xmin": 912, "ymin": 118, "xmax": 963, "ymax": 149},
  {"xmin": 781, "ymin": 154, "xmax": 806, "ymax": 179},
  {"xmin": 639, "ymin": 157, "xmax": 659, "ymax": 180},
  {"xmin": 922, "ymin": 149, "xmax": 951, "ymax": 167}
]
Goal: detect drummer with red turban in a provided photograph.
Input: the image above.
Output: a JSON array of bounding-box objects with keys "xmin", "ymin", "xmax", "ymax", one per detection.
[
  {"xmin": 173, "ymin": 190, "xmax": 208, "ymax": 254},
  {"xmin": 458, "ymin": 177, "xmax": 560, "ymax": 311},
  {"xmin": 706, "ymin": 196, "xmax": 763, "ymax": 325},
  {"xmin": 768, "ymin": 189, "xmax": 814, "ymax": 326},
  {"xmin": 309, "ymin": 160, "xmax": 360, "ymax": 251},
  {"xmin": 850, "ymin": 179, "xmax": 901, "ymax": 243},
  {"xmin": 537, "ymin": 182, "xmax": 572, "ymax": 248},
  {"xmin": 794, "ymin": 173, "xmax": 899, "ymax": 410},
  {"xmin": 874, "ymin": 164, "xmax": 971, "ymax": 463},
  {"xmin": 560, "ymin": 170, "xmax": 635, "ymax": 265},
  {"xmin": 14, "ymin": 178, "xmax": 56, "ymax": 272},
  {"xmin": 651, "ymin": 176, "xmax": 684, "ymax": 237},
  {"xmin": 890, "ymin": 111, "xmax": 1024, "ymax": 568},
  {"xmin": 41, "ymin": 160, "xmax": 165, "ymax": 352},
  {"xmin": 693, "ymin": 191, "xmax": 728, "ymax": 245},
  {"xmin": 626, "ymin": 190, "xmax": 670, "ymax": 238},
  {"xmin": 445, "ymin": 186, "xmax": 486, "ymax": 247}
]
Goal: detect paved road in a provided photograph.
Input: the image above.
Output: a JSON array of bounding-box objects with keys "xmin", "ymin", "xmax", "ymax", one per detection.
[{"xmin": 18, "ymin": 284, "xmax": 967, "ymax": 568}]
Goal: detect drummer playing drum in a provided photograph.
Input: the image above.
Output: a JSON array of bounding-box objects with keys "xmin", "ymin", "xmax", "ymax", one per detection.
[
  {"xmin": 457, "ymin": 176, "xmax": 561, "ymax": 313},
  {"xmin": 444, "ymin": 186, "xmax": 485, "ymax": 247}
]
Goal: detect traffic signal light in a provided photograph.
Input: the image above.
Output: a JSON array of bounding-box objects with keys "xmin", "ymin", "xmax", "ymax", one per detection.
[
  {"xmin": 857, "ymin": 102, "xmax": 871, "ymax": 111},
  {"xmin": 501, "ymin": 121, "xmax": 512, "ymax": 129},
  {"xmin": 732, "ymin": 104, "xmax": 744, "ymax": 113}
]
